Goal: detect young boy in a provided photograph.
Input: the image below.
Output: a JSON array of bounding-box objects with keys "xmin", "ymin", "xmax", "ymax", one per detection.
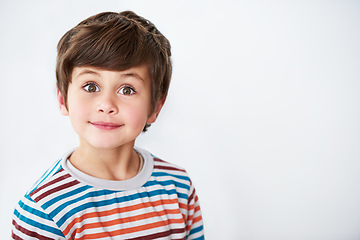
[{"xmin": 11, "ymin": 11, "xmax": 204, "ymax": 240}]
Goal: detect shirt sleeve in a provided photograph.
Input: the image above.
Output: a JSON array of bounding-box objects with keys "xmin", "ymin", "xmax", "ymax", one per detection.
[
  {"xmin": 11, "ymin": 194, "xmax": 66, "ymax": 240},
  {"xmin": 186, "ymin": 184, "xmax": 205, "ymax": 240}
]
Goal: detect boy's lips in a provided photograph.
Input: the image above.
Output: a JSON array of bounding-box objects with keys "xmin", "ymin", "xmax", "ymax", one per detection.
[{"xmin": 89, "ymin": 121, "xmax": 123, "ymax": 130}]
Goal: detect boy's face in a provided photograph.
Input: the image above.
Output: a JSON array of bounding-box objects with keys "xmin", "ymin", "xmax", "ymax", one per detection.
[{"xmin": 57, "ymin": 65, "xmax": 162, "ymax": 150}]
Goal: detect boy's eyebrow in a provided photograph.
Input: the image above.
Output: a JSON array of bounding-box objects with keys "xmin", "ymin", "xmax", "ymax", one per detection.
[
  {"xmin": 121, "ymin": 73, "xmax": 145, "ymax": 82},
  {"xmin": 75, "ymin": 69, "xmax": 101, "ymax": 78}
]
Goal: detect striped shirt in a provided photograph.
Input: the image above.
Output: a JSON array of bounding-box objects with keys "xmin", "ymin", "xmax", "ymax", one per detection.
[{"xmin": 12, "ymin": 148, "xmax": 204, "ymax": 239}]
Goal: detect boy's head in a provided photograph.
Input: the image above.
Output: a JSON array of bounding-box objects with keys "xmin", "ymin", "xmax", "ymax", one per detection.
[{"xmin": 56, "ymin": 11, "xmax": 172, "ymax": 131}]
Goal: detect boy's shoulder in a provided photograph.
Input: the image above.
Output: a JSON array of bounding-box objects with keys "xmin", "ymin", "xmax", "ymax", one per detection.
[
  {"xmin": 149, "ymin": 154, "xmax": 193, "ymax": 192},
  {"xmin": 26, "ymin": 157, "xmax": 65, "ymax": 197},
  {"xmin": 137, "ymin": 147, "xmax": 188, "ymax": 173},
  {"xmin": 24, "ymin": 151, "xmax": 82, "ymax": 206},
  {"xmin": 147, "ymin": 150, "xmax": 189, "ymax": 175}
]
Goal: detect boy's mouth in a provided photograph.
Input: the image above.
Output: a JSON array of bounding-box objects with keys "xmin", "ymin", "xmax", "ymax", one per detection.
[{"xmin": 89, "ymin": 121, "xmax": 123, "ymax": 130}]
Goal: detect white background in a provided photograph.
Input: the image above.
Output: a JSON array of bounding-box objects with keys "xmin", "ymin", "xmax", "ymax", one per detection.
[{"xmin": 1, "ymin": 0, "xmax": 360, "ymax": 239}]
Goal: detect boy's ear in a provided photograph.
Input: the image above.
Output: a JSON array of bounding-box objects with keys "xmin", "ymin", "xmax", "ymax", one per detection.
[
  {"xmin": 56, "ymin": 87, "xmax": 69, "ymax": 116},
  {"xmin": 147, "ymin": 96, "xmax": 166, "ymax": 124}
]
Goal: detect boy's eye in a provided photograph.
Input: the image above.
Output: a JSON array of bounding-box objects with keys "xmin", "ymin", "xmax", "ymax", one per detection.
[
  {"xmin": 119, "ymin": 86, "xmax": 135, "ymax": 95},
  {"xmin": 84, "ymin": 83, "xmax": 99, "ymax": 92}
]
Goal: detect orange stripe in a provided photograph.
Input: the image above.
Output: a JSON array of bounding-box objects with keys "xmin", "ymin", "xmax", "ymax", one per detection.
[
  {"xmin": 187, "ymin": 203, "xmax": 195, "ymax": 212},
  {"xmin": 194, "ymin": 205, "xmax": 201, "ymax": 213},
  {"xmin": 195, "ymin": 195, "xmax": 199, "ymax": 201},
  {"xmin": 193, "ymin": 215, "xmax": 203, "ymax": 224},
  {"xmin": 63, "ymin": 198, "xmax": 182, "ymax": 236},
  {"xmin": 75, "ymin": 217, "xmax": 185, "ymax": 239},
  {"xmin": 178, "ymin": 203, "xmax": 187, "ymax": 211},
  {"xmin": 75, "ymin": 209, "xmax": 180, "ymax": 235}
]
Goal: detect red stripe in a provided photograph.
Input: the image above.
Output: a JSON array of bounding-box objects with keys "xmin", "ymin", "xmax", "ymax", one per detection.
[
  {"xmin": 188, "ymin": 189, "xmax": 195, "ymax": 203},
  {"xmin": 34, "ymin": 179, "xmax": 80, "ymax": 202},
  {"xmin": 11, "ymin": 232, "xmax": 23, "ymax": 240},
  {"xmin": 12, "ymin": 219, "xmax": 54, "ymax": 240},
  {"xmin": 126, "ymin": 227, "xmax": 186, "ymax": 240},
  {"xmin": 29, "ymin": 169, "xmax": 68, "ymax": 197},
  {"xmin": 153, "ymin": 158, "xmax": 186, "ymax": 172},
  {"xmin": 154, "ymin": 165, "xmax": 186, "ymax": 173}
]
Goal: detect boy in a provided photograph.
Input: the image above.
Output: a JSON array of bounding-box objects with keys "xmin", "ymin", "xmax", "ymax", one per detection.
[{"xmin": 11, "ymin": 11, "xmax": 204, "ymax": 239}]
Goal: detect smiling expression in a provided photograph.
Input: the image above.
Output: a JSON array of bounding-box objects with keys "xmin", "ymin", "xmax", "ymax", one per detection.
[{"xmin": 58, "ymin": 65, "xmax": 160, "ymax": 150}]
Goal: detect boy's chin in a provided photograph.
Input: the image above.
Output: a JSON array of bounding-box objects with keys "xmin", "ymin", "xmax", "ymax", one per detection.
[{"xmin": 80, "ymin": 138, "xmax": 136, "ymax": 151}]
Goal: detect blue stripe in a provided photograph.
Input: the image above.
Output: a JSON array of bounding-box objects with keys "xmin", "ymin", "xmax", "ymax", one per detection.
[
  {"xmin": 152, "ymin": 171, "xmax": 190, "ymax": 182},
  {"xmin": 143, "ymin": 180, "xmax": 189, "ymax": 199},
  {"xmin": 42, "ymin": 185, "xmax": 93, "ymax": 210},
  {"xmin": 19, "ymin": 199, "xmax": 53, "ymax": 221},
  {"xmin": 14, "ymin": 209, "xmax": 64, "ymax": 237},
  {"xmin": 192, "ymin": 235, "xmax": 205, "ymax": 240},
  {"xmin": 55, "ymin": 188, "xmax": 182, "ymax": 227},
  {"xmin": 49, "ymin": 189, "xmax": 121, "ymax": 218},
  {"xmin": 189, "ymin": 225, "xmax": 204, "ymax": 238},
  {"xmin": 48, "ymin": 178, "xmax": 189, "ymax": 221},
  {"xmin": 146, "ymin": 179, "xmax": 190, "ymax": 191}
]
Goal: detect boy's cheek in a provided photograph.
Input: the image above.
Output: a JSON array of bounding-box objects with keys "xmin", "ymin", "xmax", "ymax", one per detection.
[{"xmin": 125, "ymin": 106, "xmax": 149, "ymax": 128}]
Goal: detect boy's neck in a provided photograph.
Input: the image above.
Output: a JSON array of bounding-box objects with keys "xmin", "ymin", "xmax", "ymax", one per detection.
[{"xmin": 69, "ymin": 140, "xmax": 141, "ymax": 181}]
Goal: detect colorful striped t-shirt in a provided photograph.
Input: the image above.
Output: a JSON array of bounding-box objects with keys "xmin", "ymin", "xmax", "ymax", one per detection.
[{"xmin": 12, "ymin": 148, "xmax": 204, "ymax": 239}]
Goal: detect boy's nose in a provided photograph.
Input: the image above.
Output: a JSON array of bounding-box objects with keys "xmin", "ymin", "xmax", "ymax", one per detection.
[{"xmin": 97, "ymin": 94, "xmax": 118, "ymax": 114}]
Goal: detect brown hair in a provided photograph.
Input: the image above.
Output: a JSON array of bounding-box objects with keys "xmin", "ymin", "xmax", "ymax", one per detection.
[{"xmin": 56, "ymin": 11, "xmax": 172, "ymax": 131}]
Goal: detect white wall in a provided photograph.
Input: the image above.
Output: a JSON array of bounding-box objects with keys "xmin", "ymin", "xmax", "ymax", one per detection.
[{"xmin": 1, "ymin": 0, "xmax": 360, "ymax": 239}]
